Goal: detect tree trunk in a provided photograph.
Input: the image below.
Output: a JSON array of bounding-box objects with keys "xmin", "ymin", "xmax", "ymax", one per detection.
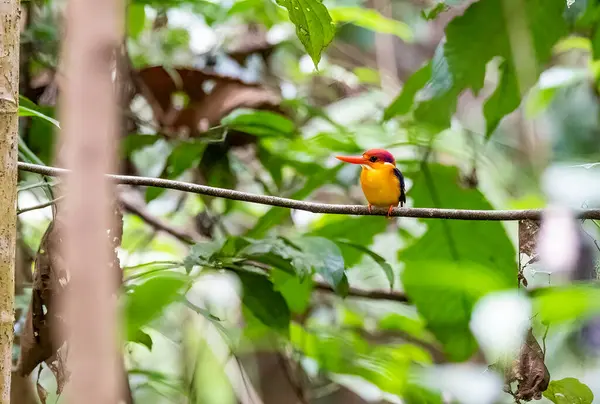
[
  {"xmin": 56, "ymin": 0, "xmax": 125, "ymax": 401},
  {"xmin": 0, "ymin": 0, "xmax": 20, "ymax": 401}
]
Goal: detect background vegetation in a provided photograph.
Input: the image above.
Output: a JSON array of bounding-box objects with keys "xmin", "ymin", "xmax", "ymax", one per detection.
[{"xmin": 11, "ymin": 0, "xmax": 600, "ymax": 402}]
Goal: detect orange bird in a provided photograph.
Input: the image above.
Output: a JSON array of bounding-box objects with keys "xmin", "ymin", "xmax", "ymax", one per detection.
[{"xmin": 336, "ymin": 149, "xmax": 406, "ymax": 218}]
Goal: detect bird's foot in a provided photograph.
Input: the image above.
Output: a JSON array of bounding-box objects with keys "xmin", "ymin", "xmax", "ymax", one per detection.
[
  {"xmin": 368, "ymin": 204, "xmax": 373, "ymax": 214},
  {"xmin": 386, "ymin": 205, "xmax": 395, "ymax": 219}
]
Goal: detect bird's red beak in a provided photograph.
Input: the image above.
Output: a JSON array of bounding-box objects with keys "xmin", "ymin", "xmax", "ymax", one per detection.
[{"xmin": 335, "ymin": 155, "xmax": 365, "ymax": 164}]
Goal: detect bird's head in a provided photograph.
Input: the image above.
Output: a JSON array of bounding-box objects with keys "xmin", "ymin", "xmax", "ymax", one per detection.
[{"xmin": 335, "ymin": 149, "xmax": 396, "ymax": 170}]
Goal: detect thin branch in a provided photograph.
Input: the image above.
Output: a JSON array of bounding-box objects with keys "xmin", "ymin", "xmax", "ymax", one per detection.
[
  {"xmin": 314, "ymin": 283, "xmax": 409, "ymax": 303},
  {"xmin": 17, "ymin": 196, "xmax": 65, "ymax": 215},
  {"xmin": 17, "ymin": 162, "xmax": 600, "ymax": 221},
  {"xmin": 118, "ymin": 194, "xmax": 202, "ymax": 245}
]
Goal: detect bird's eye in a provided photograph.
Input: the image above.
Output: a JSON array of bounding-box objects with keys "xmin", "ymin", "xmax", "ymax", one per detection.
[{"xmin": 369, "ymin": 156, "xmax": 377, "ymax": 163}]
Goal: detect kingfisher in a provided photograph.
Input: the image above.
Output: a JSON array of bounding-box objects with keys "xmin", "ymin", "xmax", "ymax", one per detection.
[{"xmin": 336, "ymin": 149, "xmax": 406, "ymax": 218}]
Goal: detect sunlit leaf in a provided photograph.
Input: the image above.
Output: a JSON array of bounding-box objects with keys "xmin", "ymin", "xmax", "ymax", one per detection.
[
  {"xmin": 310, "ymin": 216, "xmax": 388, "ymax": 267},
  {"xmin": 18, "ymin": 97, "xmax": 60, "ymax": 128},
  {"xmin": 335, "ymin": 239, "xmax": 394, "ymax": 288},
  {"xmin": 413, "ymin": 0, "xmax": 568, "ymax": 137},
  {"xmin": 131, "ymin": 329, "xmax": 153, "ymax": 350},
  {"xmin": 533, "ymin": 285, "xmax": 600, "ymax": 325},
  {"xmin": 543, "ymin": 377, "xmax": 594, "ymax": 404},
  {"xmin": 329, "ymin": 6, "xmax": 413, "ymax": 40},
  {"xmin": 248, "ymin": 165, "xmax": 342, "ymax": 238},
  {"xmin": 221, "ymin": 109, "xmax": 296, "ymax": 137},
  {"xmin": 146, "ymin": 140, "xmax": 206, "ymax": 202},
  {"xmin": 128, "ymin": 3, "xmax": 146, "ymax": 39},
  {"xmin": 270, "ymin": 268, "xmax": 313, "ymax": 313},
  {"xmin": 125, "ymin": 272, "xmax": 189, "ymax": 341},
  {"xmin": 399, "ymin": 164, "xmax": 516, "ymax": 361},
  {"xmin": 296, "ymin": 236, "xmax": 349, "ymax": 296},
  {"xmin": 384, "ymin": 63, "xmax": 431, "ymax": 121},
  {"xmin": 276, "ymin": 0, "xmax": 335, "ymax": 67},
  {"xmin": 378, "ymin": 313, "xmax": 437, "ymax": 344}
]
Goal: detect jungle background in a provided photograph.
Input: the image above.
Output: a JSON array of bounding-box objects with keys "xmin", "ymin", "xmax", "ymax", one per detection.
[{"xmin": 11, "ymin": 0, "xmax": 600, "ymax": 402}]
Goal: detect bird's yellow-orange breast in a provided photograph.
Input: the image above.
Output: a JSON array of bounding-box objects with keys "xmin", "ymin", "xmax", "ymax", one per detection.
[{"xmin": 359, "ymin": 165, "xmax": 401, "ymax": 207}]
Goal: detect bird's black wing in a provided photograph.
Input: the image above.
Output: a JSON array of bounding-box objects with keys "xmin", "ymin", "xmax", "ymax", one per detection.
[{"xmin": 393, "ymin": 167, "xmax": 406, "ymax": 207}]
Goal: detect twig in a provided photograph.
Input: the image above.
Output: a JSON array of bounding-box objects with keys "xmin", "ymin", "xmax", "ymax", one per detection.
[
  {"xmin": 17, "ymin": 196, "xmax": 65, "ymax": 215},
  {"xmin": 314, "ymin": 283, "xmax": 409, "ymax": 303},
  {"xmin": 118, "ymin": 194, "xmax": 201, "ymax": 244},
  {"xmin": 17, "ymin": 162, "xmax": 600, "ymax": 221}
]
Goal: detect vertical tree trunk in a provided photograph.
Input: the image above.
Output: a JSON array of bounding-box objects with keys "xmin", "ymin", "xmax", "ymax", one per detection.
[
  {"xmin": 0, "ymin": 0, "xmax": 20, "ymax": 401},
  {"xmin": 56, "ymin": 0, "xmax": 125, "ymax": 402}
]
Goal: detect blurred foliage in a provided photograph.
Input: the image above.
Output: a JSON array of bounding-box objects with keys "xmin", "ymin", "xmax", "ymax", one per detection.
[{"xmin": 13, "ymin": 0, "xmax": 600, "ymax": 402}]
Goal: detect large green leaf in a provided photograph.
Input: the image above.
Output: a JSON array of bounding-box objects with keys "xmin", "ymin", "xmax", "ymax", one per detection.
[
  {"xmin": 329, "ymin": 6, "xmax": 413, "ymax": 40},
  {"xmin": 124, "ymin": 272, "xmax": 189, "ymax": 341},
  {"xmin": 383, "ymin": 63, "xmax": 432, "ymax": 121},
  {"xmin": 310, "ymin": 216, "xmax": 388, "ymax": 267},
  {"xmin": 290, "ymin": 324, "xmax": 432, "ymax": 397},
  {"xmin": 276, "ymin": 0, "xmax": 335, "ymax": 67},
  {"xmin": 127, "ymin": 3, "xmax": 146, "ymax": 39},
  {"xmin": 236, "ymin": 270, "xmax": 291, "ymax": 334},
  {"xmin": 414, "ymin": 0, "xmax": 568, "ymax": 136},
  {"xmin": 533, "ymin": 285, "xmax": 600, "ymax": 325},
  {"xmin": 238, "ymin": 237, "xmax": 312, "ymax": 277},
  {"xmin": 543, "ymin": 378, "xmax": 594, "ymax": 404},
  {"xmin": 247, "ymin": 164, "xmax": 342, "ymax": 238},
  {"xmin": 145, "ymin": 140, "xmax": 206, "ymax": 202},
  {"xmin": 295, "ymin": 236, "xmax": 349, "ymax": 296},
  {"xmin": 220, "ymin": 109, "xmax": 296, "ymax": 137},
  {"xmin": 270, "ymin": 268, "xmax": 313, "ymax": 313},
  {"xmin": 335, "ymin": 239, "xmax": 395, "ymax": 288},
  {"xmin": 399, "ymin": 164, "xmax": 516, "ymax": 361}
]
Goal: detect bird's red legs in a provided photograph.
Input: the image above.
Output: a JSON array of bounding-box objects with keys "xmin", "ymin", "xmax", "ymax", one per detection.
[
  {"xmin": 368, "ymin": 204, "xmax": 373, "ymax": 214},
  {"xmin": 387, "ymin": 205, "xmax": 395, "ymax": 219}
]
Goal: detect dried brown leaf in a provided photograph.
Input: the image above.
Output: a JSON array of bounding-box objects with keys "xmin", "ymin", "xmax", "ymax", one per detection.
[
  {"xmin": 135, "ymin": 66, "xmax": 282, "ymax": 138},
  {"xmin": 36, "ymin": 367, "xmax": 48, "ymax": 404},
  {"xmin": 503, "ymin": 329, "xmax": 550, "ymax": 402},
  {"xmin": 36, "ymin": 380, "xmax": 47, "ymax": 404},
  {"xmin": 519, "ymin": 219, "xmax": 540, "ymax": 257},
  {"xmin": 16, "ymin": 199, "xmax": 123, "ymax": 378}
]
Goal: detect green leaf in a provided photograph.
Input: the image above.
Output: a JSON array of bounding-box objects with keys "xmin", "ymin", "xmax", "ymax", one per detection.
[
  {"xmin": 270, "ymin": 268, "xmax": 313, "ymax": 313},
  {"xmin": 296, "ymin": 236, "xmax": 348, "ymax": 296},
  {"xmin": 335, "ymin": 239, "xmax": 394, "ymax": 288},
  {"xmin": 482, "ymin": 60, "xmax": 520, "ymax": 136},
  {"xmin": 221, "ymin": 109, "xmax": 296, "ymax": 137},
  {"xmin": 128, "ymin": 3, "xmax": 146, "ymax": 39},
  {"xmin": 18, "ymin": 104, "xmax": 60, "ymax": 128},
  {"xmin": 421, "ymin": 2, "xmax": 449, "ymax": 20},
  {"xmin": 183, "ymin": 241, "xmax": 223, "ymax": 273},
  {"xmin": 130, "ymin": 329, "xmax": 153, "ymax": 350},
  {"xmin": 543, "ymin": 378, "xmax": 594, "ymax": 404},
  {"xmin": 145, "ymin": 140, "xmax": 206, "ymax": 202},
  {"xmin": 236, "ymin": 270, "xmax": 291, "ymax": 334},
  {"xmin": 290, "ymin": 324, "xmax": 431, "ymax": 396},
  {"xmin": 276, "ymin": 0, "xmax": 335, "ymax": 67},
  {"xmin": 125, "ymin": 272, "xmax": 189, "ymax": 341},
  {"xmin": 383, "ymin": 63, "xmax": 432, "ymax": 121},
  {"xmin": 121, "ymin": 134, "xmax": 161, "ymax": 157},
  {"xmin": 399, "ymin": 164, "xmax": 516, "ymax": 361},
  {"xmin": 329, "ymin": 6, "xmax": 413, "ymax": 40},
  {"xmin": 414, "ymin": 0, "xmax": 568, "ymax": 136},
  {"xmin": 239, "ymin": 237, "xmax": 311, "ymax": 276},
  {"xmin": 353, "ymin": 67, "xmax": 381, "ymax": 84},
  {"xmin": 247, "ymin": 164, "xmax": 342, "ymax": 238},
  {"xmin": 378, "ymin": 313, "xmax": 437, "ymax": 344},
  {"xmin": 309, "ymin": 216, "xmax": 388, "ymax": 267},
  {"xmin": 533, "ymin": 286, "xmax": 600, "ymax": 325}
]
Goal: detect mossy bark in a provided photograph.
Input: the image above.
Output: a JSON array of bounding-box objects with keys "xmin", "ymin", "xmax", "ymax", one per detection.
[{"xmin": 0, "ymin": 0, "xmax": 20, "ymax": 401}]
